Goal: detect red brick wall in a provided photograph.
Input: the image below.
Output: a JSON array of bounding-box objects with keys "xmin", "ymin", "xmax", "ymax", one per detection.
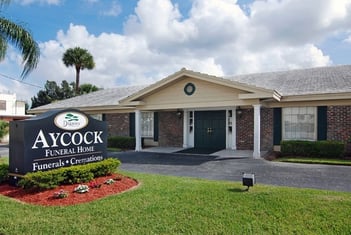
[
  {"xmin": 236, "ymin": 109, "xmax": 254, "ymax": 150},
  {"xmin": 327, "ymin": 106, "xmax": 351, "ymax": 142},
  {"xmin": 261, "ymin": 108, "xmax": 273, "ymax": 151},
  {"xmin": 159, "ymin": 111, "xmax": 183, "ymax": 147},
  {"xmin": 105, "ymin": 107, "xmax": 275, "ymax": 150},
  {"xmin": 105, "ymin": 113, "xmax": 130, "ymax": 137},
  {"xmin": 105, "ymin": 112, "xmax": 184, "ymax": 147},
  {"xmin": 102, "ymin": 105, "xmax": 351, "ymax": 150},
  {"xmin": 236, "ymin": 107, "xmax": 273, "ymax": 150}
]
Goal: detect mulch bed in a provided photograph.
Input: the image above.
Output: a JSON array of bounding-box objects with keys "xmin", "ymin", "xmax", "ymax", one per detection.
[{"xmin": 0, "ymin": 173, "xmax": 139, "ymax": 206}]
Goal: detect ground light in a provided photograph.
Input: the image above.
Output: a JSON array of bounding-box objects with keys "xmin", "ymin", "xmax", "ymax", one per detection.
[{"xmin": 242, "ymin": 173, "xmax": 255, "ymax": 191}]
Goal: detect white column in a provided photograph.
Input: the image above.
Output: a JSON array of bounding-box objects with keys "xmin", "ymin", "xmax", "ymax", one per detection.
[
  {"xmin": 232, "ymin": 108, "xmax": 237, "ymax": 150},
  {"xmin": 135, "ymin": 110, "xmax": 142, "ymax": 151},
  {"xmin": 253, "ymin": 104, "xmax": 261, "ymax": 158},
  {"xmin": 183, "ymin": 110, "xmax": 188, "ymax": 148},
  {"xmin": 226, "ymin": 110, "xmax": 229, "ymax": 149}
]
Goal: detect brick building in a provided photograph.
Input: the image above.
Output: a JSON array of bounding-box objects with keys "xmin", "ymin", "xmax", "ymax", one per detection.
[{"xmin": 30, "ymin": 65, "xmax": 351, "ymax": 158}]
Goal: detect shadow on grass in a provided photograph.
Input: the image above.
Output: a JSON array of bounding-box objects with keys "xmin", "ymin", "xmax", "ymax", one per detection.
[
  {"xmin": 112, "ymin": 151, "xmax": 217, "ymax": 166},
  {"xmin": 228, "ymin": 188, "xmax": 250, "ymax": 193}
]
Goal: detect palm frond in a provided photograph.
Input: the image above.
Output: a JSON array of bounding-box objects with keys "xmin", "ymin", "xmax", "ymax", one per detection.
[
  {"xmin": 0, "ymin": 36, "xmax": 7, "ymax": 61},
  {"xmin": 0, "ymin": 17, "xmax": 40, "ymax": 78}
]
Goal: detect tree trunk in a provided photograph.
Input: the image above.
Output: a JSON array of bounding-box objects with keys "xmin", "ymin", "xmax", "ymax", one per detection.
[{"xmin": 75, "ymin": 66, "xmax": 80, "ymax": 93}]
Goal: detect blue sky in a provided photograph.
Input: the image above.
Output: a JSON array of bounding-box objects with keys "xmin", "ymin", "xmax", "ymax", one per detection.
[
  {"xmin": 4, "ymin": 1, "xmax": 137, "ymax": 40},
  {"xmin": 1, "ymin": 0, "xmax": 351, "ymax": 104}
]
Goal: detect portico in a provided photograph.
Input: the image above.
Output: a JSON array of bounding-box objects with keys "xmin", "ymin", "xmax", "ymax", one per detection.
[{"xmin": 121, "ymin": 69, "xmax": 280, "ymax": 158}]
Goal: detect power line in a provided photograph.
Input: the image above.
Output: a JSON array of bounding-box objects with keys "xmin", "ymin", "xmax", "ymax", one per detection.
[{"xmin": 0, "ymin": 73, "xmax": 43, "ymax": 88}]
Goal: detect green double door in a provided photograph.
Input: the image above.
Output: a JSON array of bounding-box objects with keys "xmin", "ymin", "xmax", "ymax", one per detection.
[{"xmin": 194, "ymin": 111, "xmax": 226, "ymax": 149}]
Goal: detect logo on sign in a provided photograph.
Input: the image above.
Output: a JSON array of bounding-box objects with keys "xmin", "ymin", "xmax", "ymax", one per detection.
[{"xmin": 54, "ymin": 112, "xmax": 88, "ymax": 130}]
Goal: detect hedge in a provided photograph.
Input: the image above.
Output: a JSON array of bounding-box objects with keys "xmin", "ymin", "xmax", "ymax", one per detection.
[
  {"xmin": 108, "ymin": 136, "xmax": 135, "ymax": 149},
  {"xmin": 280, "ymin": 140, "xmax": 344, "ymax": 158},
  {"xmin": 18, "ymin": 158, "xmax": 121, "ymax": 190},
  {"xmin": 0, "ymin": 164, "xmax": 8, "ymax": 183}
]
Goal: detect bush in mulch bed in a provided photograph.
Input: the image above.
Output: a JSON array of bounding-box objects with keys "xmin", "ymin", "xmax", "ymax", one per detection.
[{"xmin": 0, "ymin": 173, "xmax": 138, "ymax": 206}]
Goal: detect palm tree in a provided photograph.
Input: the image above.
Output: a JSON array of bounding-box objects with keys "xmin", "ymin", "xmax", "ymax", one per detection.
[
  {"xmin": 0, "ymin": 0, "xmax": 40, "ymax": 78},
  {"xmin": 62, "ymin": 47, "xmax": 95, "ymax": 93}
]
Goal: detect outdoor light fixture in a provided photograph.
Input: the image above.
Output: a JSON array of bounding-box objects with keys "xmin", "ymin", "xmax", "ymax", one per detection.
[
  {"xmin": 236, "ymin": 107, "xmax": 243, "ymax": 118},
  {"xmin": 176, "ymin": 110, "xmax": 182, "ymax": 119},
  {"xmin": 242, "ymin": 172, "xmax": 255, "ymax": 191}
]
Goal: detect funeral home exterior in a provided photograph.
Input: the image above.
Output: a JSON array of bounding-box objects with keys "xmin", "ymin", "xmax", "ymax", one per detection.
[{"xmin": 29, "ymin": 65, "xmax": 351, "ymax": 158}]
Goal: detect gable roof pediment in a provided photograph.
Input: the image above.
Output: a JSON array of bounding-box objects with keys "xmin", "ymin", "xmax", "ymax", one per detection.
[{"xmin": 119, "ymin": 68, "xmax": 281, "ymax": 106}]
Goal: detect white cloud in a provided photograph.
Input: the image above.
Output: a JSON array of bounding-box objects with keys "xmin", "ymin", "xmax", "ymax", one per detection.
[
  {"xmin": 249, "ymin": 0, "xmax": 351, "ymax": 46},
  {"xmin": 4, "ymin": 0, "xmax": 351, "ymax": 104},
  {"xmin": 33, "ymin": 23, "xmax": 224, "ymax": 88},
  {"xmin": 100, "ymin": 1, "xmax": 122, "ymax": 17},
  {"xmin": 125, "ymin": 0, "xmax": 196, "ymax": 51},
  {"xmin": 230, "ymin": 44, "xmax": 331, "ymax": 75}
]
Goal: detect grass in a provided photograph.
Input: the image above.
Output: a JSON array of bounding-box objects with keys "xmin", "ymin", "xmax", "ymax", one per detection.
[
  {"xmin": 107, "ymin": 147, "xmax": 121, "ymax": 152},
  {"xmin": 0, "ymin": 156, "xmax": 8, "ymax": 164},
  {"xmin": 275, "ymin": 157, "xmax": 351, "ymax": 166},
  {"xmin": 0, "ymin": 171, "xmax": 351, "ymax": 235}
]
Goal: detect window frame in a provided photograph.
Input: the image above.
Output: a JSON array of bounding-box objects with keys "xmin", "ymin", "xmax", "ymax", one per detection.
[
  {"xmin": 282, "ymin": 106, "xmax": 317, "ymax": 141},
  {"xmin": 141, "ymin": 111, "xmax": 154, "ymax": 138}
]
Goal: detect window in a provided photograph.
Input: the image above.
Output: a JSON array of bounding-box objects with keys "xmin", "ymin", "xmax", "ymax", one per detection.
[
  {"xmin": 283, "ymin": 107, "xmax": 317, "ymax": 141},
  {"xmin": 141, "ymin": 112, "xmax": 154, "ymax": 137},
  {"xmin": 0, "ymin": 100, "xmax": 5, "ymax": 110},
  {"xmin": 90, "ymin": 114, "xmax": 103, "ymax": 121}
]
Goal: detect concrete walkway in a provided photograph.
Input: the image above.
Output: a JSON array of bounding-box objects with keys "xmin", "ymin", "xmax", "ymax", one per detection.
[
  {"xmin": 142, "ymin": 147, "xmax": 259, "ymax": 159},
  {"xmin": 111, "ymin": 151, "xmax": 351, "ymax": 193}
]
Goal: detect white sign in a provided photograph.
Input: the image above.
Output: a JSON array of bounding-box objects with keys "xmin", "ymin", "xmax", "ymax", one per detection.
[{"xmin": 54, "ymin": 111, "xmax": 88, "ymax": 130}]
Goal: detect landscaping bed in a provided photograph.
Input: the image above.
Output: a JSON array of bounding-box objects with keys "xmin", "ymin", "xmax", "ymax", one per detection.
[
  {"xmin": 265, "ymin": 150, "xmax": 351, "ymax": 166},
  {"xmin": 0, "ymin": 173, "xmax": 138, "ymax": 206},
  {"xmin": 274, "ymin": 157, "xmax": 351, "ymax": 166}
]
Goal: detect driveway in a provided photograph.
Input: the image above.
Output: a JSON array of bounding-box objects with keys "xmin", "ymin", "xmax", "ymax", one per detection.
[
  {"xmin": 111, "ymin": 151, "xmax": 351, "ymax": 193},
  {"xmin": 0, "ymin": 144, "xmax": 8, "ymax": 157}
]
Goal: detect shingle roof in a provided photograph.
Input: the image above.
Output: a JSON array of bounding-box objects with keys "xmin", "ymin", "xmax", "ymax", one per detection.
[
  {"xmin": 227, "ymin": 64, "xmax": 351, "ymax": 96},
  {"xmin": 31, "ymin": 85, "xmax": 146, "ymax": 111},
  {"xmin": 30, "ymin": 65, "xmax": 351, "ymax": 112}
]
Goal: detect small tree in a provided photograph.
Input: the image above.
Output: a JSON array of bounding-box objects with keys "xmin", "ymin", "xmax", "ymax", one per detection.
[
  {"xmin": 79, "ymin": 83, "xmax": 99, "ymax": 94},
  {"xmin": 30, "ymin": 80, "xmax": 100, "ymax": 108},
  {"xmin": 0, "ymin": 120, "xmax": 8, "ymax": 141},
  {"xmin": 62, "ymin": 47, "xmax": 95, "ymax": 93}
]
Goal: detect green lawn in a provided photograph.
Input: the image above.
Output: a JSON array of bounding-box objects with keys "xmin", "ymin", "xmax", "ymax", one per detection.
[
  {"xmin": 275, "ymin": 157, "xmax": 351, "ymax": 166},
  {"xmin": 0, "ymin": 171, "xmax": 351, "ymax": 235},
  {"xmin": 107, "ymin": 147, "xmax": 121, "ymax": 152}
]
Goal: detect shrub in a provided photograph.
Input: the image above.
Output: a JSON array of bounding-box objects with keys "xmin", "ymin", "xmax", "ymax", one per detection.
[
  {"xmin": 18, "ymin": 158, "xmax": 121, "ymax": 190},
  {"xmin": 281, "ymin": 140, "xmax": 344, "ymax": 158},
  {"xmin": 62, "ymin": 167, "xmax": 94, "ymax": 185},
  {"xmin": 315, "ymin": 141, "xmax": 345, "ymax": 158},
  {"xmin": 0, "ymin": 164, "xmax": 8, "ymax": 183},
  {"xmin": 18, "ymin": 169, "xmax": 65, "ymax": 190},
  {"xmin": 108, "ymin": 136, "xmax": 135, "ymax": 149},
  {"xmin": 53, "ymin": 189, "xmax": 69, "ymax": 199},
  {"xmin": 0, "ymin": 120, "xmax": 9, "ymax": 140},
  {"xmin": 89, "ymin": 158, "xmax": 121, "ymax": 177}
]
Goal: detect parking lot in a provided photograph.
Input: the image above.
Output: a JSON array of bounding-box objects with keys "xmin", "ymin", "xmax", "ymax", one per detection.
[
  {"xmin": 2, "ymin": 144, "xmax": 351, "ymax": 192},
  {"xmin": 112, "ymin": 151, "xmax": 351, "ymax": 192}
]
